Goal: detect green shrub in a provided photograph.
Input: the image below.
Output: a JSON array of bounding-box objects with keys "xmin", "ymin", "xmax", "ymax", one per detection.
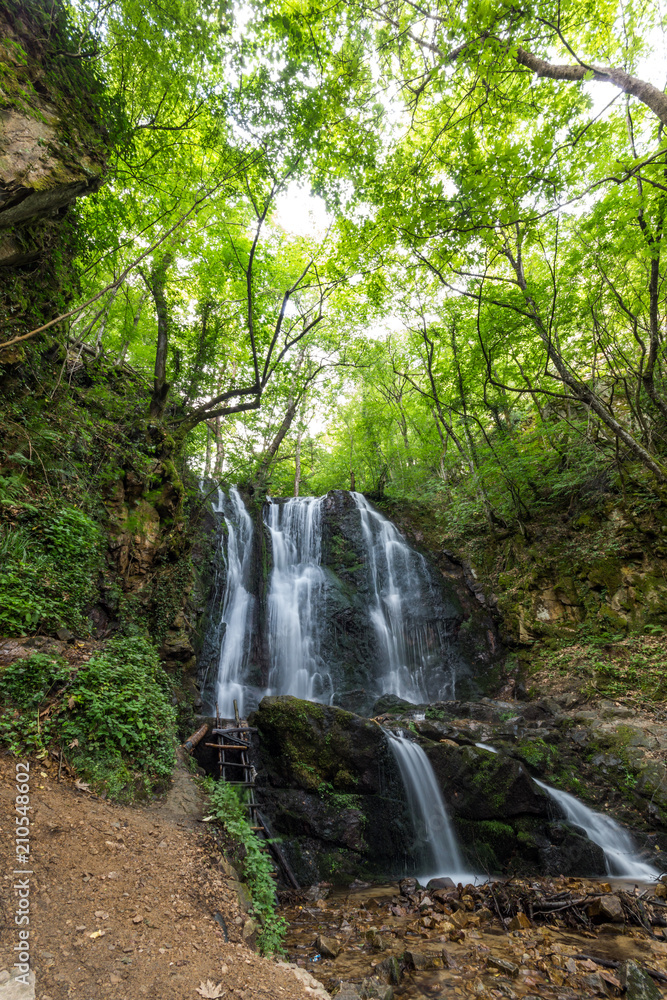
[
  {"xmin": 206, "ymin": 780, "xmax": 287, "ymax": 955},
  {"xmin": 0, "ymin": 505, "xmax": 102, "ymax": 635},
  {"xmin": 0, "ymin": 638, "xmax": 177, "ymax": 800}
]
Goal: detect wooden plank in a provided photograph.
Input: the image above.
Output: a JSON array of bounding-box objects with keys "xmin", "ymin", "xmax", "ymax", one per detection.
[{"xmin": 204, "ymin": 743, "xmax": 249, "ymax": 750}]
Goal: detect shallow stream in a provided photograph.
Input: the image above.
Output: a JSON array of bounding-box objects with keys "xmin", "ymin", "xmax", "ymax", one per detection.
[{"xmin": 280, "ymin": 878, "xmax": 667, "ymax": 999}]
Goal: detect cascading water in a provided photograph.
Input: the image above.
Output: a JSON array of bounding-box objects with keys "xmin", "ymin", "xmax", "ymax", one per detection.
[
  {"xmin": 385, "ymin": 729, "xmax": 471, "ymax": 881},
  {"xmin": 534, "ymin": 779, "xmax": 659, "ymax": 880},
  {"xmin": 264, "ymin": 496, "xmax": 333, "ymax": 703},
  {"xmin": 211, "ymin": 487, "xmax": 255, "ymax": 719},
  {"xmin": 352, "ymin": 492, "xmax": 457, "ymax": 703}
]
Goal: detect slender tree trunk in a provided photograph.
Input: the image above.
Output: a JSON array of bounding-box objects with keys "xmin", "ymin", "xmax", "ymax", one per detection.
[
  {"xmin": 204, "ymin": 422, "xmax": 212, "ymax": 478},
  {"xmin": 213, "ymin": 417, "xmax": 224, "ymax": 477},
  {"xmin": 146, "ymin": 253, "xmax": 174, "ymax": 419},
  {"xmin": 294, "ymin": 429, "xmax": 302, "ymax": 497}
]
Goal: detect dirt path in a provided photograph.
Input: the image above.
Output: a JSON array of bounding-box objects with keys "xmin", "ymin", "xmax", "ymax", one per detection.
[{"xmin": 0, "ymin": 754, "xmax": 327, "ymax": 1000}]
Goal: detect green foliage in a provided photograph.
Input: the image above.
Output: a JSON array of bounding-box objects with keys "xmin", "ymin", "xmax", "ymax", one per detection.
[
  {"xmin": 515, "ymin": 738, "xmax": 558, "ymax": 769},
  {"xmin": 61, "ymin": 637, "xmax": 176, "ymax": 798},
  {"xmin": 0, "ymin": 653, "xmax": 71, "ymax": 757},
  {"xmin": 0, "ymin": 639, "xmax": 177, "ymax": 800},
  {"xmin": 317, "ymin": 780, "xmax": 361, "ymax": 811},
  {"xmin": 205, "ymin": 780, "xmax": 287, "ymax": 955},
  {"xmin": 0, "ymin": 505, "xmax": 102, "ymax": 635}
]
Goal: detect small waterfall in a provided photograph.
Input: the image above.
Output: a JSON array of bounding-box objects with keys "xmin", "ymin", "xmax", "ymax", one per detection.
[
  {"xmin": 534, "ymin": 779, "xmax": 659, "ymax": 880},
  {"xmin": 385, "ymin": 729, "xmax": 469, "ymax": 881},
  {"xmin": 213, "ymin": 487, "xmax": 255, "ymax": 719},
  {"xmin": 352, "ymin": 492, "xmax": 455, "ymax": 703},
  {"xmin": 264, "ymin": 496, "xmax": 333, "ymax": 703}
]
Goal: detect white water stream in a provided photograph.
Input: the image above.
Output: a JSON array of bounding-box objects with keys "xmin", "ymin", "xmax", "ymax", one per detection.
[
  {"xmin": 534, "ymin": 779, "xmax": 659, "ymax": 880},
  {"xmin": 212, "ymin": 487, "xmax": 255, "ymax": 719},
  {"xmin": 264, "ymin": 496, "xmax": 333, "ymax": 703},
  {"xmin": 385, "ymin": 729, "xmax": 473, "ymax": 882},
  {"xmin": 352, "ymin": 492, "xmax": 454, "ymax": 703}
]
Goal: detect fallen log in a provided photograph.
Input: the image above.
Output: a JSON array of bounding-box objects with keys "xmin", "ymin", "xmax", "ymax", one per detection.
[{"xmin": 182, "ymin": 723, "xmax": 209, "ymax": 752}]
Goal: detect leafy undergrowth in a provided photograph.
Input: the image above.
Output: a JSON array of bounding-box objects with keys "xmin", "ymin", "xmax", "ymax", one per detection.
[
  {"xmin": 0, "ymin": 636, "xmax": 177, "ymax": 800},
  {"xmin": 528, "ymin": 628, "xmax": 667, "ymax": 705},
  {"xmin": 0, "ymin": 483, "xmax": 103, "ymax": 635},
  {"xmin": 206, "ymin": 780, "xmax": 287, "ymax": 956}
]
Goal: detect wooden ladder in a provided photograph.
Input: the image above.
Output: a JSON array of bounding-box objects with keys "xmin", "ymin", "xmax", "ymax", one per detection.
[{"xmin": 207, "ymin": 702, "xmax": 299, "ymax": 889}]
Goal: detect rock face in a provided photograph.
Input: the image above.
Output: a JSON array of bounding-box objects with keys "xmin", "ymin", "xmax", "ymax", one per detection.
[
  {"xmin": 247, "ymin": 695, "xmax": 636, "ymax": 885},
  {"xmin": 0, "ymin": 0, "xmax": 109, "ymax": 345}
]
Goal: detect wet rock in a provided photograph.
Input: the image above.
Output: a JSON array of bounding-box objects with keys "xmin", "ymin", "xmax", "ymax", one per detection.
[
  {"xmin": 441, "ymin": 947, "xmax": 456, "ymax": 968},
  {"xmin": 620, "ymin": 959, "xmax": 662, "ymax": 1000},
  {"xmin": 427, "ymin": 877, "xmax": 455, "ymax": 891},
  {"xmin": 316, "ymin": 934, "xmax": 341, "ymax": 959},
  {"xmin": 508, "ymin": 913, "xmax": 531, "ymax": 931},
  {"xmin": 305, "ymin": 883, "xmax": 331, "ymax": 902},
  {"xmin": 538, "ymin": 824, "xmax": 607, "ymax": 877},
  {"xmin": 398, "ymin": 878, "xmax": 419, "ymax": 897},
  {"xmin": 334, "ymin": 984, "xmax": 361, "ymax": 1000},
  {"xmin": 488, "ymin": 956, "xmax": 519, "ymax": 977},
  {"xmin": 371, "ymin": 695, "xmax": 416, "ymax": 716},
  {"xmin": 402, "ymin": 950, "xmax": 432, "ymax": 971},
  {"xmin": 582, "ymin": 972, "xmax": 611, "ymax": 995},
  {"xmin": 365, "ymin": 929, "xmax": 387, "ymax": 950},
  {"xmin": 374, "ymin": 956, "xmax": 401, "ymax": 985},
  {"xmin": 587, "ymin": 894, "xmax": 624, "ymax": 923},
  {"xmin": 360, "ymin": 976, "xmax": 393, "ymax": 999}
]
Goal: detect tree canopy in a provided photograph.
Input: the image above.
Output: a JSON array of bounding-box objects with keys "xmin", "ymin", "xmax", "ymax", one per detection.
[{"xmin": 8, "ymin": 0, "xmax": 667, "ymax": 524}]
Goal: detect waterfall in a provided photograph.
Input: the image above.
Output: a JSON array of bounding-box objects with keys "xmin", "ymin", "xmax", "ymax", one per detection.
[
  {"xmin": 352, "ymin": 492, "xmax": 456, "ymax": 703},
  {"xmin": 534, "ymin": 779, "xmax": 659, "ymax": 880},
  {"xmin": 264, "ymin": 496, "xmax": 333, "ymax": 703},
  {"xmin": 212, "ymin": 487, "xmax": 255, "ymax": 719},
  {"xmin": 385, "ymin": 729, "xmax": 470, "ymax": 881}
]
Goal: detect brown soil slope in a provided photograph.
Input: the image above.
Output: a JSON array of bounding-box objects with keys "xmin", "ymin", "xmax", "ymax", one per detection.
[{"xmin": 0, "ymin": 755, "xmax": 323, "ymax": 1000}]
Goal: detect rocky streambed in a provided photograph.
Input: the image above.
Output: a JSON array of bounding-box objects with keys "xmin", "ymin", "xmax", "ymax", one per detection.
[{"xmin": 280, "ymin": 876, "xmax": 667, "ymax": 999}]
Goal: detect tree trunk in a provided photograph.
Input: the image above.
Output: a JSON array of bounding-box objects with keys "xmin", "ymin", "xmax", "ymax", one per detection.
[
  {"xmin": 294, "ymin": 429, "xmax": 302, "ymax": 497},
  {"xmin": 204, "ymin": 422, "xmax": 212, "ymax": 478},
  {"xmin": 213, "ymin": 417, "xmax": 224, "ymax": 477},
  {"xmin": 146, "ymin": 253, "xmax": 174, "ymax": 419}
]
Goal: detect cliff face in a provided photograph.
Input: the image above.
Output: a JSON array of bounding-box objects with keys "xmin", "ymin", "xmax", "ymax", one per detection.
[{"xmin": 0, "ymin": 0, "xmax": 109, "ymax": 347}]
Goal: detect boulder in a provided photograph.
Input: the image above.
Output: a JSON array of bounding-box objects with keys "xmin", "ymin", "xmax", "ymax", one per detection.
[
  {"xmin": 508, "ymin": 912, "xmax": 531, "ymax": 931},
  {"xmin": 316, "ymin": 934, "xmax": 342, "ymax": 959},
  {"xmin": 374, "ymin": 956, "xmax": 401, "ymax": 985},
  {"xmin": 621, "ymin": 961, "xmax": 662, "ymax": 1000},
  {"xmin": 360, "ymin": 977, "xmax": 393, "ymax": 1000},
  {"xmin": 427, "ymin": 877, "xmax": 455, "ymax": 891},
  {"xmin": 587, "ymin": 894, "xmax": 624, "ymax": 924},
  {"xmin": 403, "ymin": 951, "xmax": 432, "ymax": 971}
]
